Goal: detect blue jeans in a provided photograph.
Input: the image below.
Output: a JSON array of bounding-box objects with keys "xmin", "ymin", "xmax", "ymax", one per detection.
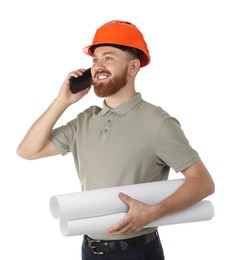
[{"xmin": 81, "ymin": 232, "xmax": 165, "ymax": 260}]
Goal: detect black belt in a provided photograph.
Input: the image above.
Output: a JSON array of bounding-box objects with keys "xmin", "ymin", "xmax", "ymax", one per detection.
[{"xmin": 85, "ymin": 230, "xmax": 158, "ymax": 255}]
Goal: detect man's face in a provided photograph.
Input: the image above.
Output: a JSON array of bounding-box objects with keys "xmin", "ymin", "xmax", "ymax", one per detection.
[{"xmin": 91, "ymin": 46, "xmax": 129, "ymax": 98}]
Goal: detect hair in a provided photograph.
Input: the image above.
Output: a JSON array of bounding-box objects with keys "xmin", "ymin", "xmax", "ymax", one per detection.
[{"xmin": 90, "ymin": 44, "xmax": 143, "ymax": 63}]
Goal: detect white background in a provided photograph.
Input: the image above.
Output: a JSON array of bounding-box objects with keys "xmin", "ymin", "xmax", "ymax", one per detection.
[{"xmin": 1, "ymin": 0, "xmax": 231, "ymax": 259}]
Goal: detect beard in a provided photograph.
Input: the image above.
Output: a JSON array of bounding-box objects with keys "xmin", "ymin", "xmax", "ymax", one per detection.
[{"xmin": 93, "ymin": 66, "xmax": 128, "ymax": 98}]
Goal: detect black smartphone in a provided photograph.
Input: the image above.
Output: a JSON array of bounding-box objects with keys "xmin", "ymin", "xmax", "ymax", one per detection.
[{"xmin": 70, "ymin": 68, "xmax": 92, "ymax": 94}]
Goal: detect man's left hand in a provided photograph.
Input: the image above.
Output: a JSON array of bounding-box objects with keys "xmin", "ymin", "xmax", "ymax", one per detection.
[{"xmin": 108, "ymin": 192, "xmax": 155, "ymax": 236}]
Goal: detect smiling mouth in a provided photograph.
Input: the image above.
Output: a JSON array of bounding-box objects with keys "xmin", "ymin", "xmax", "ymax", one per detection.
[
  {"xmin": 98, "ymin": 75, "xmax": 108, "ymax": 80},
  {"xmin": 95, "ymin": 71, "xmax": 111, "ymax": 81}
]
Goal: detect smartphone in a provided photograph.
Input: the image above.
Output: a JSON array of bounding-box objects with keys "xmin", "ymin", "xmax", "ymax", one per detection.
[{"xmin": 70, "ymin": 68, "xmax": 92, "ymax": 94}]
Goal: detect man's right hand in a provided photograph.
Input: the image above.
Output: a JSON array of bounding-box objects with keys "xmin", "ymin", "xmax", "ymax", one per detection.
[{"xmin": 57, "ymin": 68, "xmax": 91, "ymax": 107}]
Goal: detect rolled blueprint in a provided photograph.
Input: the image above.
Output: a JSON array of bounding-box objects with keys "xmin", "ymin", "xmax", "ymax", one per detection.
[
  {"xmin": 50, "ymin": 178, "xmax": 185, "ymax": 220},
  {"xmin": 60, "ymin": 200, "xmax": 214, "ymax": 236}
]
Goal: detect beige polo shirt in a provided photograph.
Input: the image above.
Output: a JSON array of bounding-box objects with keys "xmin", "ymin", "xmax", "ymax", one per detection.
[{"xmin": 50, "ymin": 93, "xmax": 200, "ymax": 240}]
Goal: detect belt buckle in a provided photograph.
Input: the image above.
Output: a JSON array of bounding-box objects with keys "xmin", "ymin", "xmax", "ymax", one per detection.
[{"xmin": 90, "ymin": 239, "xmax": 104, "ymax": 255}]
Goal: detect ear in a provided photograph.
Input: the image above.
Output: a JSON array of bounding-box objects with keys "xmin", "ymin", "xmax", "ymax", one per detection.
[{"xmin": 128, "ymin": 59, "xmax": 140, "ymax": 76}]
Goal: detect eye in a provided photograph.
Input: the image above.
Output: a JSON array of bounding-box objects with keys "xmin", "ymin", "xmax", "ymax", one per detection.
[
  {"xmin": 105, "ymin": 56, "xmax": 113, "ymax": 61},
  {"xmin": 92, "ymin": 58, "xmax": 98, "ymax": 64}
]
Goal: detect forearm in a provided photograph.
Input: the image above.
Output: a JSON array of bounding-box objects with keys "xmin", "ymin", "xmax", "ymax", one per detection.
[
  {"xmin": 151, "ymin": 161, "xmax": 215, "ymax": 221},
  {"xmin": 17, "ymin": 97, "xmax": 69, "ymax": 159},
  {"xmin": 154, "ymin": 179, "xmax": 206, "ymax": 220},
  {"xmin": 17, "ymin": 69, "xmax": 91, "ymax": 159}
]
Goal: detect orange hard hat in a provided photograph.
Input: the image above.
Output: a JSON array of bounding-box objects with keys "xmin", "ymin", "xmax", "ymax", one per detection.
[{"xmin": 83, "ymin": 20, "xmax": 151, "ymax": 67}]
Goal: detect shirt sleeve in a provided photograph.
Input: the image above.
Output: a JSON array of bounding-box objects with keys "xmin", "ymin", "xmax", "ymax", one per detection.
[
  {"xmin": 49, "ymin": 118, "xmax": 77, "ymax": 156},
  {"xmin": 154, "ymin": 117, "xmax": 200, "ymax": 172}
]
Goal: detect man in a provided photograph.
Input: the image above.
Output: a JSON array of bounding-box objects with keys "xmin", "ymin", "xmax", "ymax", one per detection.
[{"xmin": 17, "ymin": 20, "xmax": 215, "ymax": 260}]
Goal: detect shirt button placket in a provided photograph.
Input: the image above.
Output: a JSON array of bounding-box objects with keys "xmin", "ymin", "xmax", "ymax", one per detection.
[{"xmin": 102, "ymin": 111, "xmax": 114, "ymax": 139}]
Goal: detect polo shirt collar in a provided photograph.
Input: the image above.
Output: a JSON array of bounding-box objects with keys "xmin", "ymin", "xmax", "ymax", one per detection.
[{"xmin": 101, "ymin": 93, "xmax": 142, "ymax": 116}]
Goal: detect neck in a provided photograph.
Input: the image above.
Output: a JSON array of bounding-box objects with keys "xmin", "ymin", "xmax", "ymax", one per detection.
[{"xmin": 104, "ymin": 86, "xmax": 136, "ymax": 109}]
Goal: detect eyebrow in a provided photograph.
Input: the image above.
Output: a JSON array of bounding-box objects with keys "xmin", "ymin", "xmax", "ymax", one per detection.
[{"xmin": 92, "ymin": 51, "xmax": 116, "ymax": 58}]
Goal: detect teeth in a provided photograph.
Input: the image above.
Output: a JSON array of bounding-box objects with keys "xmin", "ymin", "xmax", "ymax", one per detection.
[{"xmin": 98, "ymin": 75, "xmax": 108, "ymax": 79}]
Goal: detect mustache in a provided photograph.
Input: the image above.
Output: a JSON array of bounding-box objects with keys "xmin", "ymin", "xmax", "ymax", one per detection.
[{"xmin": 94, "ymin": 69, "xmax": 111, "ymax": 78}]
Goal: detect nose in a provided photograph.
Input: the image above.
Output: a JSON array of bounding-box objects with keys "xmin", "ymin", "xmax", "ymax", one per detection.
[{"xmin": 92, "ymin": 61, "xmax": 106, "ymax": 76}]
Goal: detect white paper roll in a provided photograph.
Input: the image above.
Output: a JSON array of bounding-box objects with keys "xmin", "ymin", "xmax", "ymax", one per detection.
[
  {"xmin": 60, "ymin": 200, "xmax": 214, "ymax": 236},
  {"xmin": 50, "ymin": 179, "xmax": 185, "ymax": 220}
]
